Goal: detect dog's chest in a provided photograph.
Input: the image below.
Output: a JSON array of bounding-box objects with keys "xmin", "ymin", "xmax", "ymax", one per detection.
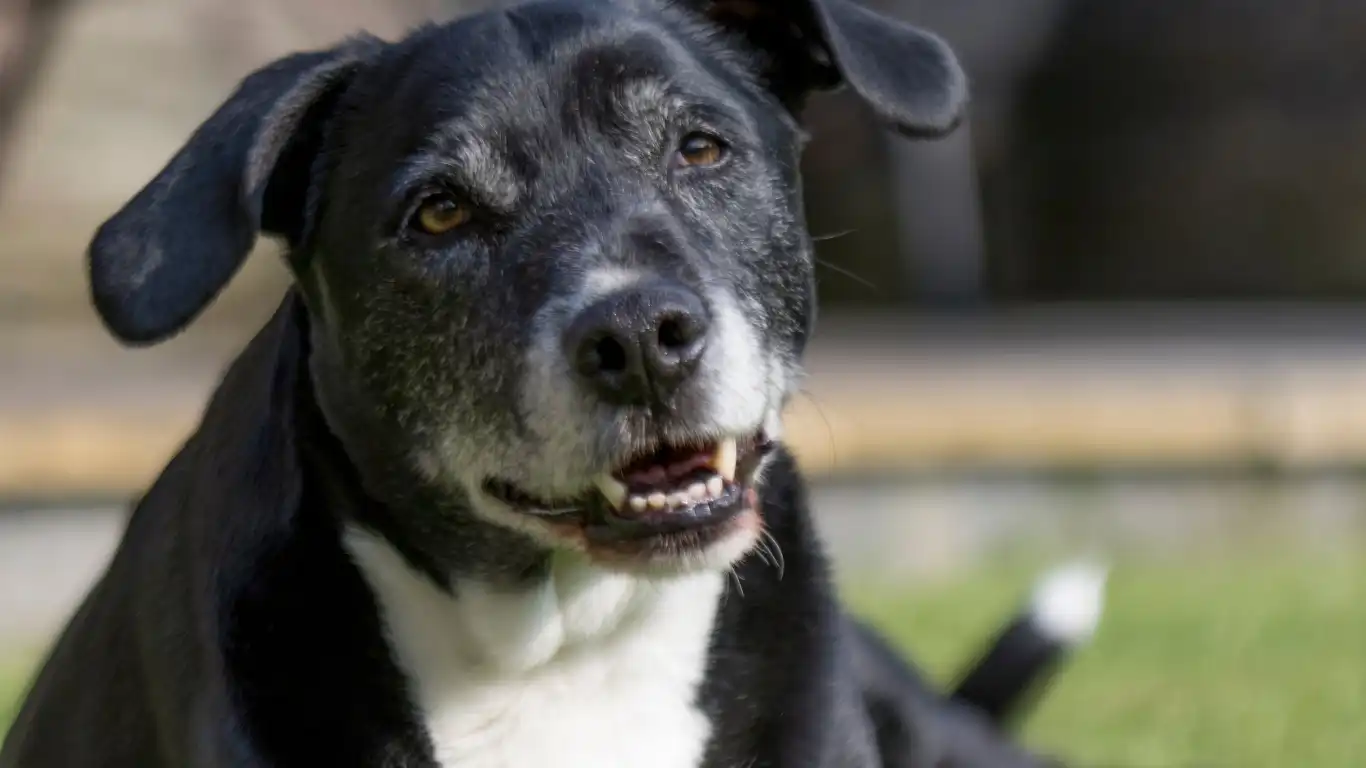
[
  {"xmin": 415, "ymin": 624, "xmax": 714, "ymax": 768},
  {"xmin": 344, "ymin": 527, "xmax": 723, "ymax": 768}
]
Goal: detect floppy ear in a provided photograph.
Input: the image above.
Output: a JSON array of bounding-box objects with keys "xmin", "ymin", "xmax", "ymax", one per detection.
[
  {"xmin": 88, "ymin": 36, "xmax": 381, "ymax": 346},
  {"xmin": 689, "ymin": 0, "xmax": 966, "ymax": 136}
]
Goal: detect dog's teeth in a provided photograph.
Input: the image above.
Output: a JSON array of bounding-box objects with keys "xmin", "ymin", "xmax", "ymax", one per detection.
[
  {"xmin": 668, "ymin": 492, "xmax": 690, "ymax": 508},
  {"xmin": 594, "ymin": 474, "xmax": 628, "ymax": 509},
  {"xmin": 688, "ymin": 483, "xmax": 708, "ymax": 502},
  {"xmin": 706, "ymin": 475, "xmax": 724, "ymax": 497},
  {"xmin": 629, "ymin": 495, "xmax": 648, "ymax": 513},
  {"xmin": 647, "ymin": 492, "xmax": 667, "ymax": 510},
  {"xmin": 714, "ymin": 438, "xmax": 738, "ymax": 483}
]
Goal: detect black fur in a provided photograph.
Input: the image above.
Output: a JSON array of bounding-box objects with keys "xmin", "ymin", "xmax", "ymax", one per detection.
[{"xmin": 2, "ymin": 2, "xmax": 1068, "ymax": 766}]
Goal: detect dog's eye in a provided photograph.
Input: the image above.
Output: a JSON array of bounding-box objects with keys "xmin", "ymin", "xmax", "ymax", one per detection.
[
  {"xmin": 412, "ymin": 195, "xmax": 472, "ymax": 236},
  {"xmin": 675, "ymin": 133, "xmax": 727, "ymax": 168}
]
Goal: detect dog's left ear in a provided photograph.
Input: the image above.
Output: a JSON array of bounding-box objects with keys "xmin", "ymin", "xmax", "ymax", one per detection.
[
  {"xmin": 88, "ymin": 36, "xmax": 382, "ymax": 346},
  {"xmin": 688, "ymin": 0, "xmax": 966, "ymax": 136}
]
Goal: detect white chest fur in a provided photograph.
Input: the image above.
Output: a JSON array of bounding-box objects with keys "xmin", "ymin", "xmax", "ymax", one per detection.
[{"xmin": 343, "ymin": 526, "xmax": 724, "ymax": 768}]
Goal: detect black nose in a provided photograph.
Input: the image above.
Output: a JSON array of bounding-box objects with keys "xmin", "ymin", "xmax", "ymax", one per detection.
[{"xmin": 563, "ymin": 283, "xmax": 711, "ymax": 406}]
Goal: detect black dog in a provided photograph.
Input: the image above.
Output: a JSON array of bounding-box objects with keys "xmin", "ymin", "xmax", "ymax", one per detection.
[{"xmin": 1, "ymin": 1, "xmax": 1101, "ymax": 766}]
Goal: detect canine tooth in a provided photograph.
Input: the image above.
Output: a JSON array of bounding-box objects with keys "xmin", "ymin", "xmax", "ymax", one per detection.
[
  {"xmin": 647, "ymin": 492, "xmax": 667, "ymax": 509},
  {"xmin": 594, "ymin": 474, "xmax": 628, "ymax": 509},
  {"xmin": 706, "ymin": 476, "xmax": 724, "ymax": 497},
  {"xmin": 688, "ymin": 483, "xmax": 708, "ymax": 501},
  {"xmin": 668, "ymin": 492, "xmax": 690, "ymax": 508},
  {"xmin": 714, "ymin": 438, "xmax": 738, "ymax": 482},
  {"xmin": 629, "ymin": 495, "xmax": 648, "ymax": 513}
]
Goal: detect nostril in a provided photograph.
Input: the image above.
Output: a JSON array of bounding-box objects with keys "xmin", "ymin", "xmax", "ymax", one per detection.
[
  {"xmin": 563, "ymin": 283, "xmax": 710, "ymax": 405},
  {"xmin": 657, "ymin": 315, "xmax": 691, "ymax": 352},
  {"xmin": 594, "ymin": 334, "xmax": 629, "ymax": 373}
]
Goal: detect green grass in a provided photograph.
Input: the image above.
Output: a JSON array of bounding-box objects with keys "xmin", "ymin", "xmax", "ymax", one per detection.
[
  {"xmin": 848, "ymin": 553, "xmax": 1366, "ymax": 767},
  {"xmin": 1, "ymin": 554, "xmax": 1361, "ymax": 765},
  {"xmin": 0, "ymin": 658, "xmax": 34, "ymax": 736}
]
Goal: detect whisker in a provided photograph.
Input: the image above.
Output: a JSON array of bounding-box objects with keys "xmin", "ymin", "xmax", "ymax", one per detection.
[
  {"xmin": 760, "ymin": 529, "xmax": 786, "ymax": 581},
  {"xmin": 811, "ymin": 228, "xmax": 879, "ymax": 293},
  {"xmin": 814, "ymin": 257, "xmax": 881, "ymax": 294},
  {"xmin": 753, "ymin": 542, "xmax": 771, "ymax": 569},
  {"xmin": 794, "ymin": 388, "xmax": 838, "ymax": 470},
  {"xmin": 727, "ymin": 566, "xmax": 746, "ymax": 599},
  {"xmin": 811, "ymin": 229, "xmax": 855, "ymax": 243}
]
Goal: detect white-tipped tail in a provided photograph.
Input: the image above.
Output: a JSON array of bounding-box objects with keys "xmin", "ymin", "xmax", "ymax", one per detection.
[{"xmin": 1028, "ymin": 562, "xmax": 1108, "ymax": 644}]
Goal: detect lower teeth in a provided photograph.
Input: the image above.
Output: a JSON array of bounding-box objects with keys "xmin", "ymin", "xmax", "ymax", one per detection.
[{"xmin": 626, "ymin": 472, "xmax": 728, "ymax": 512}]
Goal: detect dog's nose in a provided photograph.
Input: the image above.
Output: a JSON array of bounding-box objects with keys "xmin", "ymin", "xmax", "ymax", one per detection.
[{"xmin": 563, "ymin": 283, "xmax": 711, "ymax": 406}]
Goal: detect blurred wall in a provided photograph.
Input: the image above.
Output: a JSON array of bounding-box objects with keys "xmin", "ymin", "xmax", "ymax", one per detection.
[
  {"xmin": 873, "ymin": 0, "xmax": 1366, "ymax": 301},
  {"xmin": 1000, "ymin": 0, "xmax": 1366, "ymax": 298},
  {"xmin": 0, "ymin": 0, "xmax": 475, "ymax": 329},
  {"xmin": 7, "ymin": 0, "xmax": 1366, "ymax": 321}
]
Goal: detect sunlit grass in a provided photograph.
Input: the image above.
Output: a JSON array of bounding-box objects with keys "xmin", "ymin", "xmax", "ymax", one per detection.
[
  {"xmin": 1, "ymin": 554, "xmax": 1361, "ymax": 766},
  {"xmin": 0, "ymin": 657, "xmax": 35, "ymax": 736},
  {"xmin": 848, "ymin": 552, "xmax": 1366, "ymax": 767}
]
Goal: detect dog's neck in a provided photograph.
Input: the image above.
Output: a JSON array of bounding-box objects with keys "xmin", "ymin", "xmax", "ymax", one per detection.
[
  {"xmin": 342, "ymin": 524, "xmax": 724, "ymax": 674},
  {"xmin": 341, "ymin": 523, "xmax": 725, "ymax": 768}
]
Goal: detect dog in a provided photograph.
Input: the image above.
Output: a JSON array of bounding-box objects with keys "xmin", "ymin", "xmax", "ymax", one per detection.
[{"xmin": 0, "ymin": 1, "xmax": 1103, "ymax": 766}]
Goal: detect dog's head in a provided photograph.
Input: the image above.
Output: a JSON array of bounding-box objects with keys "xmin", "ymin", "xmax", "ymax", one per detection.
[{"xmin": 88, "ymin": 0, "xmax": 963, "ymax": 578}]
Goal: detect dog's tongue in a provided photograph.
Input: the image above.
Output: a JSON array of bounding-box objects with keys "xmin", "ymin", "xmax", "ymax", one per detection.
[
  {"xmin": 615, "ymin": 443, "xmax": 715, "ymax": 486},
  {"xmin": 593, "ymin": 439, "xmax": 739, "ymax": 514}
]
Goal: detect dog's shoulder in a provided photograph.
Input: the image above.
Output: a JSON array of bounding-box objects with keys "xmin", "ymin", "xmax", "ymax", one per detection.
[
  {"xmin": 2, "ymin": 298, "xmax": 433, "ymax": 768},
  {"xmin": 0, "ymin": 303, "xmax": 312, "ymax": 767}
]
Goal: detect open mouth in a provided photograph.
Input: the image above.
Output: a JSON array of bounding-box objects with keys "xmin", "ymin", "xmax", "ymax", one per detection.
[{"xmin": 482, "ymin": 430, "xmax": 775, "ymax": 552}]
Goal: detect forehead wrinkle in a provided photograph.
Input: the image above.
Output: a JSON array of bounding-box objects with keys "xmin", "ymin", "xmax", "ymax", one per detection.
[
  {"xmin": 575, "ymin": 22, "xmax": 758, "ymax": 133},
  {"xmin": 609, "ymin": 74, "xmax": 755, "ymax": 135},
  {"xmin": 611, "ymin": 75, "xmax": 679, "ymax": 126},
  {"xmin": 643, "ymin": 20, "xmax": 761, "ymax": 124},
  {"xmin": 399, "ymin": 132, "xmax": 523, "ymax": 211}
]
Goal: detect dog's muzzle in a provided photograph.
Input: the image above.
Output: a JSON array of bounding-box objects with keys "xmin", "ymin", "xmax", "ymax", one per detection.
[{"xmin": 480, "ymin": 279, "xmax": 777, "ymax": 569}]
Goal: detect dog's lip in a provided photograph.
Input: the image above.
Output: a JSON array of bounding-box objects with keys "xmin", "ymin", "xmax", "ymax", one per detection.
[{"xmin": 480, "ymin": 429, "xmax": 773, "ymax": 526}]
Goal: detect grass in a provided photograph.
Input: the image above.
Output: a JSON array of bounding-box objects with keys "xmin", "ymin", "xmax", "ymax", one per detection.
[
  {"xmin": 0, "ymin": 658, "xmax": 35, "ymax": 736},
  {"xmin": 0, "ymin": 554, "xmax": 1361, "ymax": 766},
  {"xmin": 848, "ymin": 552, "xmax": 1366, "ymax": 767}
]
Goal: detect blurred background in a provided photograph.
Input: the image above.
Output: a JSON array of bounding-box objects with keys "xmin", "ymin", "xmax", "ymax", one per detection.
[{"xmin": 3, "ymin": 1, "xmax": 1366, "ymax": 764}]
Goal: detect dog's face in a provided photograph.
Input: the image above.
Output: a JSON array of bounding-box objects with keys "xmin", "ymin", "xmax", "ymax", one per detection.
[{"xmin": 87, "ymin": 0, "xmax": 964, "ymax": 577}]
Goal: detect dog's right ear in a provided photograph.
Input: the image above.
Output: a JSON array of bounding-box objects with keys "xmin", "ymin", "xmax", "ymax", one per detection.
[
  {"xmin": 88, "ymin": 36, "xmax": 382, "ymax": 346},
  {"xmin": 684, "ymin": 0, "xmax": 966, "ymax": 137}
]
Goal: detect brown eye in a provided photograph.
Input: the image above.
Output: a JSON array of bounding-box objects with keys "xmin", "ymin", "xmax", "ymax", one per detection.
[
  {"xmin": 413, "ymin": 195, "xmax": 472, "ymax": 235},
  {"xmin": 675, "ymin": 132, "xmax": 726, "ymax": 168}
]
